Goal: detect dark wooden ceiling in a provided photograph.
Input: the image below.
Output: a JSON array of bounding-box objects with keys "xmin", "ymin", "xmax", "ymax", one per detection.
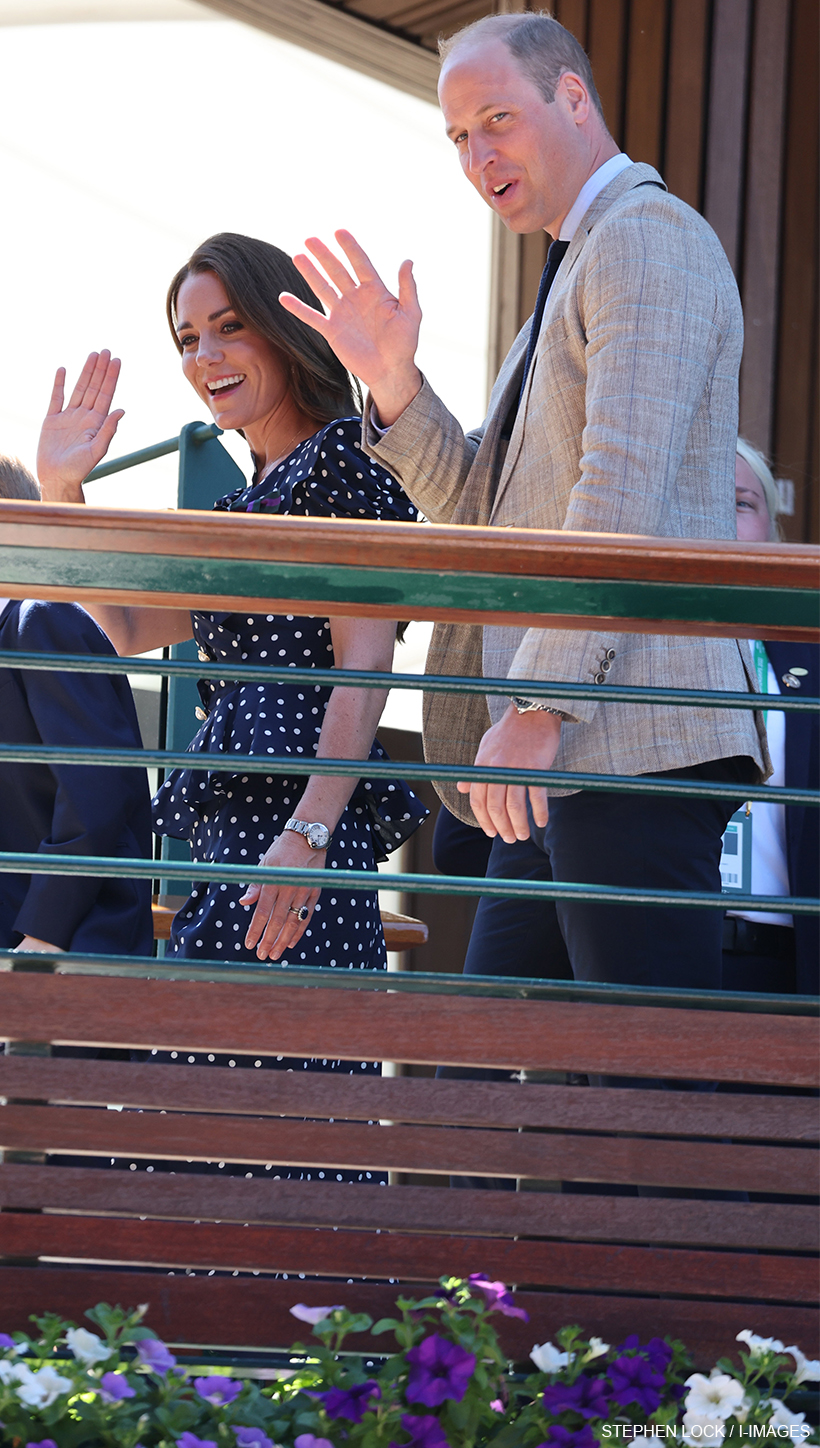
[{"xmin": 328, "ymin": 0, "xmax": 490, "ymax": 53}]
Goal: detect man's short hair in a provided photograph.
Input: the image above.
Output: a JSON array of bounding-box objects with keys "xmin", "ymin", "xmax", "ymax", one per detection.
[
  {"xmin": 0, "ymin": 455, "xmax": 40, "ymax": 501},
  {"xmin": 439, "ymin": 10, "xmax": 604, "ymax": 121}
]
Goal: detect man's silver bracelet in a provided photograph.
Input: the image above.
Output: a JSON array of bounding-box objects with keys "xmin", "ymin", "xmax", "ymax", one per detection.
[{"xmin": 511, "ymin": 696, "xmax": 567, "ymax": 719}]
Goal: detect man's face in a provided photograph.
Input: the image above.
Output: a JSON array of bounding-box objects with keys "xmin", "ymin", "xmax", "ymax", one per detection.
[{"xmin": 439, "ymin": 40, "xmax": 585, "ymax": 235}]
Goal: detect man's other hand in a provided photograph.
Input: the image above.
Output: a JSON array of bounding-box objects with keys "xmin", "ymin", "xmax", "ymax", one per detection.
[
  {"xmin": 279, "ymin": 230, "xmax": 423, "ymax": 427},
  {"xmin": 457, "ymin": 706, "xmax": 561, "ymax": 842}
]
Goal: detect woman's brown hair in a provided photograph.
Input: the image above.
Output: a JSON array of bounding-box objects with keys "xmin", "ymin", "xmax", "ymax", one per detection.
[{"xmin": 167, "ymin": 232, "xmax": 361, "ymax": 424}]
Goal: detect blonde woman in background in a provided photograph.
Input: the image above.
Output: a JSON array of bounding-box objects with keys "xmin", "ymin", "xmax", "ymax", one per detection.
[{"xmin": 723, "ymin": 440, "xmax": 817, "ymax": 995}]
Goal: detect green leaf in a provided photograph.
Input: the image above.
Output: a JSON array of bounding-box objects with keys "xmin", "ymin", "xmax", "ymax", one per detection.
[{"xmin": 371, "ymin": 1318, "xmax": 400, "ymax": 1337}]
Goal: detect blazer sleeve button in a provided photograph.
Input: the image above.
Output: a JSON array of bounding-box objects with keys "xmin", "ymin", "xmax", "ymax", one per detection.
[
  {"xmin": 594, "ymin": 672, "xmax": 606, "ymax": 684},
  {"xmin": 606, "ymin": 649, "xmax": 616, "ymax": 660},
  {"xmin": 601, "ymin": 660, "xmax": 611, "ymax": 672}
]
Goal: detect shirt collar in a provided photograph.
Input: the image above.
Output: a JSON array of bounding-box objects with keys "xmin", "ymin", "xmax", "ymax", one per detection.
[{"xmin": 558, "ymin": 153, "xmax": 633, "ymax": 241}]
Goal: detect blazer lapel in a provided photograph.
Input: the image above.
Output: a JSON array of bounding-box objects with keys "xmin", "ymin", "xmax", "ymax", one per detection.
[{"xmin": 490, "ymin": 162, "xmax": 667, "ymax": 519}]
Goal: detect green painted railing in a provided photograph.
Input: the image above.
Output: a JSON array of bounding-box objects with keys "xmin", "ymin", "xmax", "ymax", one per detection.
[
  {"xmin": 1, "ymin": 423, "xmax": 818, "ymax": 969},
  {"xmin": 3, "ymin": 650, "xmax": 818, "ymax": 713}
]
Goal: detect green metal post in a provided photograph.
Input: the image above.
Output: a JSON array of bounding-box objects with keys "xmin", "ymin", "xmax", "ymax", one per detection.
[{"xmin": 160, "ymin": 424, "xmax": 246, "ymax": 899}]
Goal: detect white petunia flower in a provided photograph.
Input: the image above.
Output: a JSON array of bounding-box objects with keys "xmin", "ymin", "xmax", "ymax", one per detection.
[
  {"xmin": 583, "ymin": 1337, "xmax": 610, "ymax": 1362},
  {"xmin": 736, "ymin": 1331, "xmax": 786, "ymax": 1359},
  {"xmin": 682, "ymin": 1412, "xmax": 726, "ymax": 1444},
  {"xmin": 14, "ymin": 1364, "xmax": 72, "ymax": 1408},
  {"xmin": 0, "ymin": 1359, "xmax": 26, "ymax": 1385},
  {"xmin": 530, "ymin": 1341, "xmax": 570, "ymax": 1374},
  {"xmin": 65, "ymin": 1327, "xmax": 112, "ymax": 1365},
  {"xmin": 684, "ymin": 1373, "xmax": 747, "ymax": 1420},
  {"xmin": 765, "ymin": 1398, "xmax": 808, "ymax": 1432},
  {"xmin": 785, "ymin": 1347, "xmax": 820, "ymax": 1386}
]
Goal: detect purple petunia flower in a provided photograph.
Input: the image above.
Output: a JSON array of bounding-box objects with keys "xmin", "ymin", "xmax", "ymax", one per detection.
[
  {"xmin": 393, "ymin": 1415, "xmax": 450, "ymax": 1447},
  {"xmin": 542, "ymin": 1373, "xmax": 612, "ymax": 1420},
  {"xmin": 234, "ymin": 1429, "xmax": 274, "ymax": 1448},
  {"xmin": 294, "ymin": 1437, "xmax": 334, "ymax": 1448},
  {"xmin": 136, "ymin": 1338, "xmax": 177, "ymax": 1372},
  {"xmin": 25, "ymin": 1441, "xmax": 59, "ymax": 1448},
  {"xmin": 539, "ymin": 1426, "xmax": 599, "ymax": 1448},
  {"xmin": 405, "ymin": 1334, "xmax": 476, "ymax": 1408},
  {"xmin": 618, "ymin": 1335, "xmax": 672, "ymax": 1375},
  {"xmin": 194, "ymin": 1376, "xmax": 243, "ymax": 1406},
  {"xmin": 0, "ymin": 1336, "xmax": 17, "ymax": 1351},
  {"xmin": 609, "ymin": 1355, "xmax": 665, "ymax": 1415},
  {"xmin": 177, "ymin": 1435, "xmax": 217, "ymax": 1448},
  {"xmin": 314, "ymin": 1379, "xmax": 380, "ymax": 1422},
  {"xmin": 644, "ymin": 1337, "xmax": 673, "ymax": 1374},
  {"xmin": 99, "ymin": 1372, "xmax": 136, "ymax": 1404},
  {"xmin": 467, "ymin": 1274, "xmax": 530, "ymax": 1321}
]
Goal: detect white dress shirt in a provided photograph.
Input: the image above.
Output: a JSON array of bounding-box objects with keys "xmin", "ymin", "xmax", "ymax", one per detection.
[{"xmin": 558, "ymin": 152, "xmax": 633, "ymax": 240}]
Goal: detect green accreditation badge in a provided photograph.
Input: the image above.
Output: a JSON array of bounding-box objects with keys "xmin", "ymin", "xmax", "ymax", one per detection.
[
  {"xmin": 720, "ymin": 807, "xmax": 753, "ymax": 893},
  {"xmin": 719, "ymin": 640, "xmax": 769, "ymax": 894}
]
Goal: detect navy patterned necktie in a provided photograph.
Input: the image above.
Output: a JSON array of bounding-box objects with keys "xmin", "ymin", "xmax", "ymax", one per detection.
[{"xmin": 518, "ymin": 238, "xmax": 570, "ymax": 405}]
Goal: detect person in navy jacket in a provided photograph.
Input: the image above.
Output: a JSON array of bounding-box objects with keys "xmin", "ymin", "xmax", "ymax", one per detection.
[
  {"xmin": 725, "ymin": 440, "xmax": 818, "ymax": 996},
  {"xmin": 0, "ymin": 458, "xmax": 153, "ymax": 958}
]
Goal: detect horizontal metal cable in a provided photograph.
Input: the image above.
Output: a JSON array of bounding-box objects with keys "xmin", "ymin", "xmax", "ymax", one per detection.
[
  {"xmin": 2, "ymin": 650, "xmax": 817, "ymax": 714},
  {"xmin": 2, "ymin": 947, "xmax": 816, "ymax": 1015},
  {"xmin": 0, "ymin": 850, "xmax": 816, "ymax": 913},
  {"xmin": 0, "ymin": 741, "xmax": 815, "ymax": 807}
]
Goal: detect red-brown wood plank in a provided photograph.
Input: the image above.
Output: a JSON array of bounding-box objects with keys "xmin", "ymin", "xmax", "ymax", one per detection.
[
  {"xmin": 3, "ymin": 1164, "xmax": 815, "ymax": 1252},
  {"xmin": 739, "ymin": 0, "xmax": 791, "ymax": 453},
  {"xmin": 2, "ymin": 1104, "xmax": 816, "ymax": 1194},
  {"xmin": 2, "ymin": 975, "xmax": 817, "ymax": 1086},
  {"xmin": 1, "ymin": 1212, "xmax": 810, "ymax": 1304},
  {"xmin": 587, "ymin": 0, "xmax": 628, "ymax": 143},
  {"xmin": 2, "ymin": 1268, "xmax": 817, "ymax": 1368},
  {"xmin": 664, "ymin": 0, "xmax": 709, "ymax": 210},
  {"xmin": 0, "ymin": 500, "xmax": 816, "ymax": 593},
  {"xmin": 703, "ymin": 0, "xmax": 752, "ymax": 275},
  {"xmin": 773, "ymin": 0, "xmax": 820, "ymax": 546},
  {"xmin": 2, "ymin": 1057, "xmax": 815, "ymax": 1140},
  {"xmin": 623, "ymin": 0, "xmax": 668, "ymax": 171}
]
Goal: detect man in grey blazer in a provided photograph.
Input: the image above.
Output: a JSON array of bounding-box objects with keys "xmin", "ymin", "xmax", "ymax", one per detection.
[{"xmin": 281, "ymin": 11, "xmax": 769, "ymax": 992}]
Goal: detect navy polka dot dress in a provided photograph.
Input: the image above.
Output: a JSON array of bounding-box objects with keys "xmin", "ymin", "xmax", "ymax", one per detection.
[
  {"xmin": 153, "ymin": 417, "xmax": 427, "ymax": 976},
  {"xmin": 142, "ymin": 420, "xmax": 428, "ymax": 1194}
]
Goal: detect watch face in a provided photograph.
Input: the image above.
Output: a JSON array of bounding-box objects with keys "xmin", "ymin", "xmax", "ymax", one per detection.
[{"xmin": 307, "ymin": 823, "xmax": 331, "ymax": 850}]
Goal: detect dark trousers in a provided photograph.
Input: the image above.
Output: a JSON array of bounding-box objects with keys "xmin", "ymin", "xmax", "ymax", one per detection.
[{"xmin": 465, "ymin": 754, "xmax": 758, "ymax": 990}]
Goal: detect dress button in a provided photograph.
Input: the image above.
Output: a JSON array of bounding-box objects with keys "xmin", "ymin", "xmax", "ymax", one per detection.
[
  {"xmin": 198, "ymin": 648, "xmax": 210, "ymax": 662},
  {"xmin": 594, "ymin": 672, "xmax": 606, "ymax": 684},
  {"xmin": 195, "ymin": 706, "xmax": 207, "ymax": 720},
  {"xmin": 606, "ymin": 649, "xmax": 616, "ymax": 661}
]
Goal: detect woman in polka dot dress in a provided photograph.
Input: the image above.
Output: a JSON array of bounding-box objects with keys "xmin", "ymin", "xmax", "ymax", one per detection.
[
  {"xmin": 37, "ymin": 234, "xmax": 428, "ymax": 1184},
  {"xmin": 152, "ymin": 413, "xmax": 428, "ymax": 970}
]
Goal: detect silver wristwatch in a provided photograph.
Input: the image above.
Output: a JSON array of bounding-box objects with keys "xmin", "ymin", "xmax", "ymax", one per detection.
[
  {"xmin": 511, "ymin": 696, "xmax": 567, "ymax": 719},
  {"xmin": 284, "ymin": 818, "xmax": 332, "ymax": 850}
]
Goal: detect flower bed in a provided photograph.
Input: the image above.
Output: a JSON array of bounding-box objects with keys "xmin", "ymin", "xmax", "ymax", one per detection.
[{"xmin": 1, "ymin": 1278, "xmax": 817, "ymax": 1448}]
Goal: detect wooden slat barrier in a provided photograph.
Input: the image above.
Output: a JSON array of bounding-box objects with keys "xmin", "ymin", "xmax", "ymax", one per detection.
[
  {"xmin": 0, "ymin": 500, "xmax": 817, "ymax": 640},
  {"xmin": 1, "ymin": 972, "xmax": 816, "ymax": 1084},
  {"xmin": 1, "ymin": 1163, "xmax": 816, "ymax": 1252},
  {"xmin": 3, "ymin": 1268, "xmax": 817, "ymax": 1373},
  {"xmin": 1, "ymin": 972, "xmax": 818, "ymax": 1365}
]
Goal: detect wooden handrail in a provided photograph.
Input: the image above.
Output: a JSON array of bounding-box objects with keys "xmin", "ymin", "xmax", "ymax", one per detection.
[
  {"xmin": 1, "ymin": 500, "xmax": 817, "ymax": 639},
  {"xmin": 1, "ymin": 499, "xmax": 816, "ymax": 585}
]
